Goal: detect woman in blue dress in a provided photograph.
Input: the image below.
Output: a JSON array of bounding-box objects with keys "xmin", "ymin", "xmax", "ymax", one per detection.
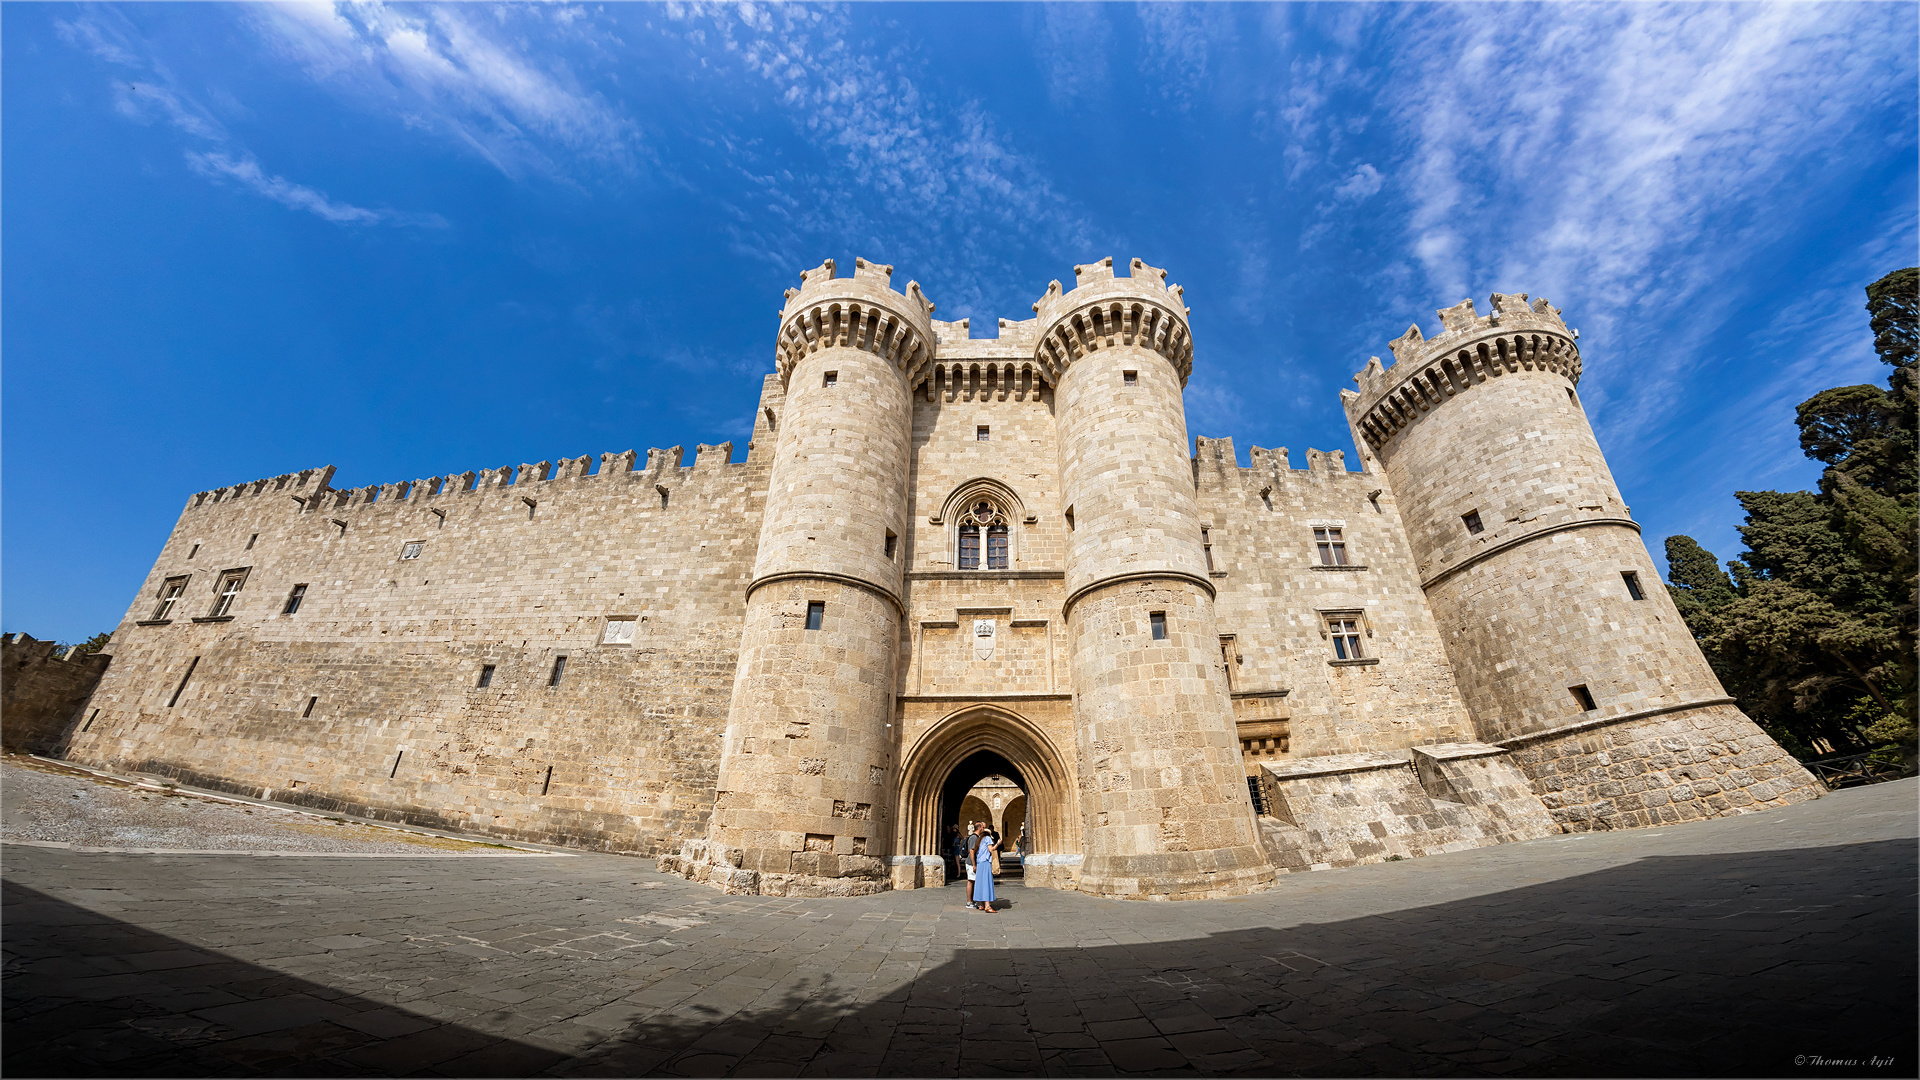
[{"xmin": 970, "ymin": 822, "xmax": 999, "ymax": 913}]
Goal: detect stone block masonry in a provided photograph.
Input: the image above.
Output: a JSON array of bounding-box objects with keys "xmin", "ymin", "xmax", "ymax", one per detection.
[
  {"xmin": 65, "ymin": 256, "xmax": 1823, "ymax": 898},
  {"xmin": 3, "ymin": 634, "xmax": 111, "ymax": 754}
]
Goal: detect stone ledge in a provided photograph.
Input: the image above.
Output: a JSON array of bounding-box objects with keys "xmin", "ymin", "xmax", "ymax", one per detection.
[
  {"xmin": 1412, "ymin": 741, "xmax": 1510, "ymax": 762},
  {"xmin": 191, "ymin": 616, "xmax": 236, "ymax": 624},
  {"xmin": 1262, "ymin": 751, "xmax": 1410, "ymax": 781},
  {"xmin": 895, "ymin": 692, "xmax": 1073, "ymax": 703},
  {"xmin": 1329, "ymin": 657, "xmax": 1379, "ymax": 667},
  {"xmin": 1309, "ymin": 564, "xmax": 1369, "ymax": 572},
  {"xmin": 134, "ymin": 620, "xmax": 172, "ymax": 627}
]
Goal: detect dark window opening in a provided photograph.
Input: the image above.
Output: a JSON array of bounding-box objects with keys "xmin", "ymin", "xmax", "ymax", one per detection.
[
  {"xmin": 541, "ymin": 764, "xmax": 554, "ymax": 796},
  {"xmin": 1314, "ymin": 527, "xmax": 1349, "ymax": 566},
  {"xmin": 1622, "ymin": 571, "xmax": 1645, "ymax": 601},
  {"xmin": 1568, "ymin": 388, "xmax": 1579, "ymax": 406},
  {"xmin": 1327, "ymin": 616, "xmax": 1364, "ymax": 660},
  {"xmin": 1261, "ymin": 489, "xmax": 1273, "ymax": 512},
  {"xmin": 823, "ymin": 370, "xmax": 838, "ymax": 388},
  {"xmin": 1570, "ymin": 684, "xmax": 1597, "ymax": 711},
  {"xmin": 1462, "ymin": 510, "xmax": 1485, "ymax": 535},
  {"xmin": 477, "ymin": 665, "xmax": 495, "ymax": 688},
  {"xmin": 549, "ymin": 656, "xmax": 567, "ymax": 686},
  {"xmin": 885, "ymin": 530, "xmax": 898, "ymax": 559},
  {"xmin": 1202, "ymin": 527, "xmax": 1215, "ymax": 573},
  {"xmin": 390, "ymin": 751, "xmax": 404, "ymax": 778},
  {"xmin": 976, "ymin": 426, "xmax": 990, "ymax": 441},
  {"xmin": 283, "ymin": 584, "xmax": 307, "ymax": 615},
  {"xmin": 167, "ymin": 656, "xmax": 200, "ymax": 708},
  {"xmin": 1150, "ymin": 611, "xmax": 1168, "ymax": 641},
  {"xmin": 1123, "ymin": 370, "xmax": 1138, "ymax": 385},
  {"xmin": 246, "ymin": 534, "xmax": 258, "ymax": 550},
  {"xmin": 81, "ymin": 709, "xmax": 100, "ymax": 733},
  {"xmin": 303, "ymin": 696, "xmax": 318, "ymax": 718},
  {"xmin": 1064, "ymin": 506, "xmax": 1075, "ymax": 532},
  {"xmin": 805, "ymin": 601, "xmax": 825, "ymax": 631},
  {"xmin": 187, "ymin": 543, "xmax": 200, "ymax": 560}
]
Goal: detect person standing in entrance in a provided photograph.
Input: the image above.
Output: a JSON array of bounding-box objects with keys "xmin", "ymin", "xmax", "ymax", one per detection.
[
  {"xmin": 971, "ymin": 821, "xmax": 998, "ymax": 913},
  {"xmin": 944, "ymin": 824, "xmax": 962, "ymax": 881}
]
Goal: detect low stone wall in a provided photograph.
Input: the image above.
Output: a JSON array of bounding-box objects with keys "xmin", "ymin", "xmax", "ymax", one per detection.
[
  {"xmin": 1021, "ymin": 853, "xmax": 1083, "ymax": 891},
  {"xmin": 1501, "ymin": 704, "xmax": 1824, "ymax": 831},
  {"xmin": 888, "ymin": 855, "xmax": 946, "ymax": 890},
  {"xmin": 656, "ymin": 838, "xmax": 889, "ymax": 897},
  {"xmin": 1255, "ymin": 743, "xmax": 1558, "ymax": 872},
  {"xmin": 2, "ymin": 635, "xmax": 109, "ymax": 755}
]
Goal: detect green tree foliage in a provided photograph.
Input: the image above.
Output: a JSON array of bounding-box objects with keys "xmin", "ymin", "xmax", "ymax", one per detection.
[
  {"xmin": 72, "ymin": 632, "xmax": 112, "ymax": 656},
  {"xmin": 1666, "ymin": 267, "xmax": 1918, "ymax": 758}
]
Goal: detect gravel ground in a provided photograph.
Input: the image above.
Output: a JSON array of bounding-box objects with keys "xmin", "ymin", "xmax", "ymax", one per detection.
[{"xmin": 1, "ymin": 756, "xmax": 509, "ymax": 853}]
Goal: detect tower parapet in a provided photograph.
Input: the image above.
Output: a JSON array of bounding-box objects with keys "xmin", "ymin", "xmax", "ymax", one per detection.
[
  {"xmin": 1032, "ymin": 257, "xmax": 1193, "ymax": 387},
  {"xmin": 775, "ymin": 257, "xmax": 937, "ymax": 392}
]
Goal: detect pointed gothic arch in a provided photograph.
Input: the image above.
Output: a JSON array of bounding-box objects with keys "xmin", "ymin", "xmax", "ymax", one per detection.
[{"xmin": 895, "ymin": 704, "xmax": 1080, "ymax": 859}]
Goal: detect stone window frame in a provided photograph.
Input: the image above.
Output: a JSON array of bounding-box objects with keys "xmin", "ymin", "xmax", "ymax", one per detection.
[
  {"xmin": 934, "ymin": 478, "xmax": 1031, "ymax": 573},
  {"xmin": 281, "ymin": 583, "xmax": 307, "ymax": 615},
  {"xmin": 1318, "ymin": 608, "xmax": 1378, "ymax": 666},
  {"xmin": 1306, "ymin": 519, "xmax": 1366, "ymax": 571},
  {"xmin": 146, "ymin": 575, "xmax": 191, "ymax": 623},
  {"xmin": 955, "ymin": 498, "xmax": 1011, "ymax": 570},
  {"xmin": 197, "ymin": 567, "xmax": 250, "ymax": 621}
]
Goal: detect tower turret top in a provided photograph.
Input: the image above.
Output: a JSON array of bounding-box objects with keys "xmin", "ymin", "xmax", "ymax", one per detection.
[
  {"xmin": 1031, "ymin": 257, "xmax": 1194, "ymax": 386},
  {"xmin": 774, "ymin": 256, "xmax": 939, "ymax": 389}
]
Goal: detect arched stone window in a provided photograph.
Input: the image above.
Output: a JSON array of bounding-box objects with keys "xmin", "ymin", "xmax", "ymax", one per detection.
[{"xmin": 956, "ymin": 498, "xmax": 1010, "ymax": 570}]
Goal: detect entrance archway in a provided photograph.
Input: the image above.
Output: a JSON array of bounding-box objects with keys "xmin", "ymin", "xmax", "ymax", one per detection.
[{"xmin": 896, "ymin": 705, "xmax": 1080, "ymax": 858}]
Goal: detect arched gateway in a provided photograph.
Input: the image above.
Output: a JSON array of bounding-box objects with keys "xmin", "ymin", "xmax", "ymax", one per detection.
[{"xmin": 895, "ymin": 705, "xmax": 1081, "ymax": 887}]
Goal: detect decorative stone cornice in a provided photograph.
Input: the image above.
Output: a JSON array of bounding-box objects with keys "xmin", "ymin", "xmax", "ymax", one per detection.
[
  {"xmin": 1031, "ymin": 257, "xmax": 1195, "ymax": 386},
  {"xmin": 774, "ymin": 257, "xmax": 938, "ymax": 389},
  {"xmin": 1341, "ymin": 293, "xmax": 1582, "ymax": 452}
]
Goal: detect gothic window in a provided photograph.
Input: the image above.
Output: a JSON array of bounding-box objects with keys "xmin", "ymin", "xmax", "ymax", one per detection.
[{"xmin": 956, "ymin": 499, "xmax": 1010, "ymax": 570}]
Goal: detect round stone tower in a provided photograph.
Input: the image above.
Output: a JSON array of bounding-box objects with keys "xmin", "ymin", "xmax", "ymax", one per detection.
[
  {"xmin": 1037, "ymin": 257, "xmax": 1273, "ymax": 899},
  {"xmin": 1342, "ymin": 294, "xmax": 1821, "ymax": 830},
  {"xmin": 703, "ymin": 257, "xmax": 936, "ymax": 896}
]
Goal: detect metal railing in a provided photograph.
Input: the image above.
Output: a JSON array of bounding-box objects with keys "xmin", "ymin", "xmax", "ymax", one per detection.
[{"xmin": 1802, "ymin": 750, "xmax": 1915, "ymax": 790}]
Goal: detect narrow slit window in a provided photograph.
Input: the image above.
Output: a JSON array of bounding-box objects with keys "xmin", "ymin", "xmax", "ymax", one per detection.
[
  {"xmin": 1568, "ymin": 388, "xmax": 1580, "ymax": 407},
  {"xmin": 246, "ymin": 533, "xmax": 258, "ymax": 550},
  {"xmin": 822, "ymin": 370, "xmax": 838, "ymax": 388},
  {"xmin": 1462, "ymin": 510, "xmax": 1485, "ymax": 535},
  {"xmin": 976, "ymin": 426, "xmax": 990, "ymax": 441},
  {"xmin": 548, "ymin": 655, "xmax": 567, "ymax": 686},
  {"xmin": 1327, "ymin": 615, "xmax": 1364, "ymax": 660},
  {"xmin": 81, "ymin": 708, "xmax": 100, "ymax": 733},
  {"xmin": 1064, "ymin": 506, "xmax": 1075, "ymax": 532},
  {"xmin": 1621, "ymin": 571, "xmax": 1645, "ymax": 601},
  {"xmin": 187, "ymin": 543, "xmax": 200, "ymax": 560},
  {"xmin": 1202, "ymin": 527, "xmax": 1215, "ymax": 573},
  {"xmin": 283, "ymin": 584, "xmax": 307, "ymax": 615},
  {"xmin": 302, "ymin": 696, "xmax": 318, "ymax": 718},
  {"xmin": 1313, "ymin": 527, "xmax": 1349, "ymax": 566},
  {"xmin": 541, "ymin": 765, "xmax": 554, "ymax": 795},
  {"xmin": 390, "ymin": 751, "xmax": 404, "ymax": 778},
  {"xmin": 884, "ymin": 530, "xmax": 898, "ymax": 560},
  {"xmin": 1570, "ymin": 684, "xmax": 1597, "ymax": 711},
  {"xmin": 1123, "ymin": 370, "xmax": 1137, "ymax": 386},
  {"xmin": 1149, "ymin": 611, "xmax": 1167, "ymax": 641},
  {"xmin": 805, "ymin": 601, "xmax": 825, "ymax": 631},
  {"xmin": 1261, "ymin": 488, "xmax": 1273, "ymax": 512},
  {"xmin": 477, "ymin": 665, "xmax": 495, "ymax": 688},
  {"xmin": 167, "ymin": 656, "xmax": 200, "ymax": 708}
]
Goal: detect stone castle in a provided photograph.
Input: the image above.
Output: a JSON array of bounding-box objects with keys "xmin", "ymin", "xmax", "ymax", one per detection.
[{"xmin": 61, "ymin": 256, "xmax": 1824, "ymax": 899}]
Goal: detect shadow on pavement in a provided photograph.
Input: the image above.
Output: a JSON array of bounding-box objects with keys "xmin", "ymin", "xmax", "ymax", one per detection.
[{"xmin": 5, "ymin": 839, "xmax": 1914, "ymax": 1077}]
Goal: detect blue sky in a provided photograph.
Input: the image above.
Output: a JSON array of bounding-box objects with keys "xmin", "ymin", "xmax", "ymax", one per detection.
[{"xmin": 5, "ymin": 2, "xmax": 1916, "ymax": 644}]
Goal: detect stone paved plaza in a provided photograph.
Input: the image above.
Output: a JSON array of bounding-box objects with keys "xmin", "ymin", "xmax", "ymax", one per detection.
[{"xmin": 4, "ymin": 778, "xmax": 1914, "ymax": 1078}]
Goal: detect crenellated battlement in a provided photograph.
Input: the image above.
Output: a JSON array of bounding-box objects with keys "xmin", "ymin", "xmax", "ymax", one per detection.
[
  {"xmin": 775, "ymin": 256, "xmax": 939, "ymax": 390},
  {"xmin": 1031, "ymin": 256, "xmax": 1194, "ymax": 386},
  {"xmin": 1342, "ymin": 293, "xmax": 1582, "ymax": 452}
]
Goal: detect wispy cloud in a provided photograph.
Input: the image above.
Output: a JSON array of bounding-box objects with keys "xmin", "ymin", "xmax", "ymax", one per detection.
[
  {"xmin": 58, "ymin": 6, "xmax": 445, "ymax": 228},
  {"xmin": 186, "ymin": 151, "xmax": 447, "ymax": 227},
  {"xmin": 246, "ymin": 2, "xmax": 635, "ymax": 183}
]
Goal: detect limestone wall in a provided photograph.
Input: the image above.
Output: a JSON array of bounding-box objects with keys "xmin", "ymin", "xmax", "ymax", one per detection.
[
  {"xmin": 63, "ymin": 414, "xmax": 776, "ymax": 853},
  {"xmin": 2, "ymin": 634, "xmax": 110, "ymax": 754}
]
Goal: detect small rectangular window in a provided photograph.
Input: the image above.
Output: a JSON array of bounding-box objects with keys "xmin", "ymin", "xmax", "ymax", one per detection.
[
  {"xmin": 958, "ymin": 526, "xmax": 980, "ymax": 570},
  {"xmin": 1327, "ymin": 615, "xmax": 1364, "ymax": 660},
  {"xmin": 81, "ymin": 708, "xmax": 100, "ymax": 733},
  {"xmin": 1313, "ymin": 527, "xmax": 1349, "ymax": 566},
  {"xmin": 823, "ymin": 370, "xmax": 838, "ymax": 388},
  {"xmin": 210, "ymin": 571, "xmax": 247, "ymax": 617},
  {"xmin": 1462, "ymin": 510, "xmax": 1485, "ymax": 535},
  {"xmin": 1202, "ymin": 527, "xmax": 1215, "ymax": 573},
  {"xmin": 885, "ymin": 531, "xmax": 897, "ymax": 559},
  {"xmin": 282, "ymin": 584, "xmax": 307, "ymax": 615},
  {"xmin": 303, "ymin": 696, "xmax": 318, "ymax": 718},
  {"xmin": 187, "ymin": 543, "xmax": 200, "ymax": 560},
  {"xmin": 805, "ymin": 601, "xmax": 825, "ymax": 631},
  {"xmin": 477, "ymin": 665, "xmax": 495, "ymax": 688},
  {"xmin": 1622, "ymin": 571, "xmax": 1645, "ymax": 601},
  {"xmin": 1064, "ymin": 506, "xmax": 1075, "ymax": 532},
  {"xmin": 1123, "ymin": 370, "xmax": 1137, "ymax": 385},
  {"xmin": 549, "ymin": 656, "xmax": 568, "ymax": 686},
  {"xmin": 1570, "ymin": 684, "xmax": 1597, "ymax": 711},
  {"xmin": 977, "ymin": 426, "xmax": 990, "ymax": 441},
  {"xmin": 603, "ymin": 618, "xmax": 636, "ymax": 644},
  {"xmin": 153, "ymin": 577, "xmax": 189, "ymax": 621},
  {"xmin": 1149, "ymin": 611, "xmax": 1167, "ymax": 641},
  {"xmin": 400, "ymin": 541, "xmax": 425, "ymax": 560},
  {"xmin": 246, "ymin": 533, "xmax": 258, "ymax": 550}
]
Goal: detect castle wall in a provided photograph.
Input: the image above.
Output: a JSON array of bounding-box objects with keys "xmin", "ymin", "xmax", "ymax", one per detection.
[
  {"xmin": 1193, "ymin": 437, "xmax": 1475, "ymax": 760},
  {"xmin": 2, "ymin": 634, "xmax": 111, "ymax": 755},
  {"xmin": 64, "ymin": 421, "xmax": 774, "ymax": 853}
]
